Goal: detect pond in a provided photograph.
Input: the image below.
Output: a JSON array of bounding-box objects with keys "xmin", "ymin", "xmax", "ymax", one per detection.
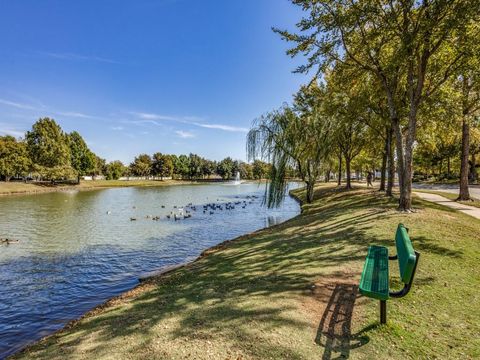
[{"xmin": 0, "ymin": 182, "xmax": 300, "ymax": 358}]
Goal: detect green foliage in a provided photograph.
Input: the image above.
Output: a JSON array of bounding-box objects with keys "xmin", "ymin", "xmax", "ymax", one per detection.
[
  {"xmin": 187, "ymin": 153, "xmax": 203, "ymax": 179},
  {"xmin": 26, "ymin": 118, "xmax": 71, "ymax": 171},
  {"xmin": 201, "ymin": 159, "xmax": 216, "ymax": 178},
  {"xmin": 105, "ymin": 161, "xmax": 126, "ymax": 180},
  {"xmin": 68, "ymin": 131, "xmax": 95, "ymax": 179},
  {"xmin": 129, "ymin": 154, "xmax": 152, "ymax": 177},
  {"xmin": 173, "ymin": 154, "xmax": 189, "ymax": 179},
  {"xmin": 152, "ymin": 153, "xmax": 174, "ymax": 179},
  {"xmin": 274, "ymin": 0, "xmax": 480, "ymax": 210},
  {"xmin": 0, "ymin": 136, "xmax": 31, "ymax": 181},
  {"xmin": 216, "ymin": 157, "xmax": 235, "ymax": 180},
  {"xmin": 252, "ymin": 160, "xmax": 270, "ymax": 180},
  {"xmin": 247, "ymin": 84, "xmax": 332, "ymax": 206}
]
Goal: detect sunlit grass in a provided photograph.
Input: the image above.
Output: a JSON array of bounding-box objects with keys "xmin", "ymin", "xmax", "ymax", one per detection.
[
  {"xmin": 0, "ymin": 179, "xmax": 193, "ymax": 196},
  {"xmin": 14, "ymin": 185, "xmax": 480, "ymax": 359}
]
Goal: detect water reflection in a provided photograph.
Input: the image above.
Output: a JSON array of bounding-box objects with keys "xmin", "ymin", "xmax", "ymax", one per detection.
[{"xmin": 0, "ymin": 182, "xmax": 300, "ymax": 358}]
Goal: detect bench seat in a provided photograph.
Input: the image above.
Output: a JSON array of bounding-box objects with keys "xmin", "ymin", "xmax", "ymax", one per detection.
[{"xmin": 359, "ymin": 245, "xmax": 389, "ymax": 301}]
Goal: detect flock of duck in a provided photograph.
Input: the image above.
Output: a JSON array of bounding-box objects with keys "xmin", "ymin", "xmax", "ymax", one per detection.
[
  {"xmin": 122, "ymin": 195, "xmax": 260, "ymax": 222},
  {"xmin": 1, "ymin": 195, "xmax": 261, "ymax": 245}
]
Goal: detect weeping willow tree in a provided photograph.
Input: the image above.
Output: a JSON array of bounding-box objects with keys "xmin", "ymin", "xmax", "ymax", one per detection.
[{"xmin": 247, "ymin": 85, "xmax": 332, "ymax": 207}]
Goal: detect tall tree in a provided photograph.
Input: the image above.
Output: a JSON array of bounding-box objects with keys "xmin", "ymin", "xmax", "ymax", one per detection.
[
  {"xmin": 252, "ymin": 160, "xmax": 270, "ymax": 180},
  {"xmin": 105, "ymin": 160, "xmax": 126, "ymax": 180},
  {"xmin": 26, "ymin": 118, "xmax": 72, "ymax": 180},
  {"xmin": 455, "ymin": 24, "xmax": 480, "ymax": 200},
  {"xmin": 0, "ymin": 136, "xmax": 31, "ymax": 181},
  {"xmin": 217, "ymin": 157, "xmax": 235, "ymax": 180},
  {"xmin": 68, "ymin": 131, "xmax": 95, "ymax": 183},
  {"xmin": 248, "ymin": 84, "xmax": 331, "ymax": 205},
  {"xmin": 130, "ymin": 154, "xmax": 152, "ymax": 177},
  {"xmin": 188, "ymin": 153, "xmax": 203, "ymax": 179},
  {"xmin": 152, "ymin": 152, "xmax": 174, "ymax": 180},
  {"xmin": 173, "ymin": 154, "xmax": 189, "ymax": 179},
  {"xmin": 275, "ymin": 0, "xmax": 480, "ymax": 210}
]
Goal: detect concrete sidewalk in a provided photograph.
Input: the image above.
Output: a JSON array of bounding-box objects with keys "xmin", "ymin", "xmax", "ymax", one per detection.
[{"xmin": 414, "ymin": 192, "xmax": 480, "ymax": 220}]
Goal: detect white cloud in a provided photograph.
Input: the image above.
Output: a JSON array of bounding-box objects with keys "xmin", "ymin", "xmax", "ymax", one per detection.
[
  {"xmin": 0, "ymin": 98, "xmax": 36, "ymax": 110},
  {"xmin": 0, "ymin": 128, "xmax": 25, "ymax": 137},
  {"xmin": 194, "ymin": 123, "xmax": 248, "ymax": 132},
  {"xmin": 41, "ymin": 52, "xmax": 119, "ymax": 64},
  {"xmin": 133, "ymin": 112, "xmax": 177, "ymax": 121},
  {"xmin": 56, "ymin": 111, "xmax": 92, "ymax": 118},
  {"xmin": 111, "ymin": 126, "xmax": 124, "ymax": 131},
  {"xmin": 175, "ymin": 130, "xmax": 195, "ymax": 138},
  {"xmin": 0, "ymin": 97, "xmax": 99, "ymax": 122},
  {"xmin": 131, "ymin": 112, "xmax": 248, "ymax": 133}
]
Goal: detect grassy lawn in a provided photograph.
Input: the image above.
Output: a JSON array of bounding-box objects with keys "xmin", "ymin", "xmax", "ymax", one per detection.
[
  {"xmin": 14, "ymin": 186, "xmax": 480, "ymax": 359},
  {"xmin": 414, "ymin": 189, "xmax": 480, "ymax": 208},
  {"xmin": 0, "ymin": 180, "xmax": 192, "ymax": 196}
]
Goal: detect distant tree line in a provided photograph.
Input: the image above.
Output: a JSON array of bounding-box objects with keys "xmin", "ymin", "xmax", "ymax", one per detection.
[
  {"xmin": 0, "ymin": 118, "xmax": 271, "ymax": 182},
  {"xmin": 118, "ymin": 152, "xmax": 272, "ymax": 181}
]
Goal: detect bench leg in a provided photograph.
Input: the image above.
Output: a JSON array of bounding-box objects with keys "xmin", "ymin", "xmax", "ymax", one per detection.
[{"xmin": 380, "ymin": 300, "xmax": 386, "ymax": 324}]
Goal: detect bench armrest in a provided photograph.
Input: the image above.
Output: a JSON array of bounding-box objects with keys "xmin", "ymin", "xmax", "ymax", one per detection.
[{"xmin": 388, "ymin": 254, "xmax": 398, "ymax": 260}]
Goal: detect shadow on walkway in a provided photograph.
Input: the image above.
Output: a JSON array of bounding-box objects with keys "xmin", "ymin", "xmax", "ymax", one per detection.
[{"xmin": 315, "ymin": 284, "xmax": 371, "ymax": 359}]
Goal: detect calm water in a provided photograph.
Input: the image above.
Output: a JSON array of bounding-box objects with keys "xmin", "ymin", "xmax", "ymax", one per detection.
[{"xmin": 0, "ymin": 182, "xmax": 300, "ymax": 358}]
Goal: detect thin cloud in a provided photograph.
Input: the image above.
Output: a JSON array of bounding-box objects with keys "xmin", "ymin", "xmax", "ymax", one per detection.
[
  {"xmin": 0, "ymin": 98, "xmax": 36, "ymax": 110},
  {"xmin": 111, "ymin": 126, "xmax": 124, "ymax": 131},
  {"xmin": 0, "ymin": 128, "xmax": 25, "ymax": 137},
  {"xmin": 175, "ymin": 130, "xmax": 195, "ymax": 138},
  {"xmin": 56, "ymin": 111, "xmax": 92, "ymax": 118},
  {"xmin": 194, "ymin": 123, "xmax": 248, "ymax": 132},
  {"xmin": 133, "ymin": 112, "xmax": 178, "ymax": 121},
  {"xmin": 41, "ymin": 52, "xmax": 119, "ymax": 64},
  {"xmin": 131, "ymin": 112, "xmax": 248, "ymax": 133},
  {"xmin": 0, "ymin": 97, "xmax": 98, "ymax": 120}
]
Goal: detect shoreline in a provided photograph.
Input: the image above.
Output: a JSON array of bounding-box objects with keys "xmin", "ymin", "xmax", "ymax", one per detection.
[
  {"xmin": 10, "ymin": 186, "xmax": 480, "ymax": 359},
  {"xmin": 8, "ymin": 188, "xmax": 302, "ymax": 359},
  {"xmin": 0, "ymin": 179, "xmax": 269, "ymax": 198},
  {"xmin": 0, "ymin": 180, "xmax": 192, "ymax": 197}
]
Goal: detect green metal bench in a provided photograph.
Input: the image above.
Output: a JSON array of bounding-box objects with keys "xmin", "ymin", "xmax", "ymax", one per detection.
[{"xmin": 359, "ymin": 223, "xmax": 420, "ymax": 324}]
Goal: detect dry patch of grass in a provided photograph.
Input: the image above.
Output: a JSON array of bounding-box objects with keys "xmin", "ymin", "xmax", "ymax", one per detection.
[
  {"xmin": 0, "ymin": 180, "xmax": 193, "ymax": 196},
  {"xmin": 13, "ymin": 186, "xmax": 480, "ymax": 359}
]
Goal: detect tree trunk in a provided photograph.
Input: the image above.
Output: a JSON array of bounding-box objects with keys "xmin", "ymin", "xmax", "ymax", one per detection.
[
  {"xmin": 470, "ymin": 153, "xmax": 477, "ymax": 184},
  {"xmin": 306, "ymin": 181, "xmax": 314, "ymax": 203},
  {"xmin": 447, "ymin": 157, "xmax": 451, "ymax": 177},
  {"xmin": 379, "ymin": 131, "xmax": 388, "ymax": 191},
  {"xmin": 337, "ymin": 153, "xmax": 342, "ymax": 186},
  {"xmin": 393, "ymin": 118, "xmax": 413, "ymax": 211},
  {"xmin": 77, "ymin": 175, "xmax": 81, "ymax": 185},
  {"xmin": 458, "ymin": 117, "xmax": 470, "ymax": 201},
  {"xmin": 325, "ymin": 169, "xmax": 330, "ymax": 183},
  {"xmin": 345, "ymin": 156, "xmax": 352, "ymax": 190},
  {"xmin": 386, "ymin": 126, "xmax": 394, "ymax": 197}
]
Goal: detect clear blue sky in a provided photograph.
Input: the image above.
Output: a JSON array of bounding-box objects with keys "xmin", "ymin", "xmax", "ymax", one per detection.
[{"xmin": 0, "ymin": 0, "xmax": 307, "ymax": 163}]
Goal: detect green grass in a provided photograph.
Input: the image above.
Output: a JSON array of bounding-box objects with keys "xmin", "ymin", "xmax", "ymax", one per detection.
[
  {"xmin": 414, "ymin": 189, "xmax": 480, "ymax": 208},
  {"xmin": 14, "ymin": 186, "xmax": 480, "ymax": 359}
]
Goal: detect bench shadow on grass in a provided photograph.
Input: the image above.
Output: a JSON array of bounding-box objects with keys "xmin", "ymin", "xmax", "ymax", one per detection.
[{"xmin": 315, "ymin": 283, "xmax": 372, "ymax": 359}]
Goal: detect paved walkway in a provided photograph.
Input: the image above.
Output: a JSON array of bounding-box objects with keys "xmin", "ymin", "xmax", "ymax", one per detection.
[
  {"xmin": 414, "ymin": 192, "xmax": 480, "ymax": 220},
  {"xmin": 412, "ymin": 183, "xmax": 480, "ymax": 200}
]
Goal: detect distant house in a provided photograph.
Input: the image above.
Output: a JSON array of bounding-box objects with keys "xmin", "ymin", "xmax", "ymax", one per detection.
[{"xmin": 82, "ymin": 175, "xmax": 106, "ymax": 181}]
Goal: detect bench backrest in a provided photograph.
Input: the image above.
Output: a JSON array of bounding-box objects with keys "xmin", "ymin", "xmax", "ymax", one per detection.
[{"xmin": 395, "ymin": 224, "xmax": 417, "ymax": 284}]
